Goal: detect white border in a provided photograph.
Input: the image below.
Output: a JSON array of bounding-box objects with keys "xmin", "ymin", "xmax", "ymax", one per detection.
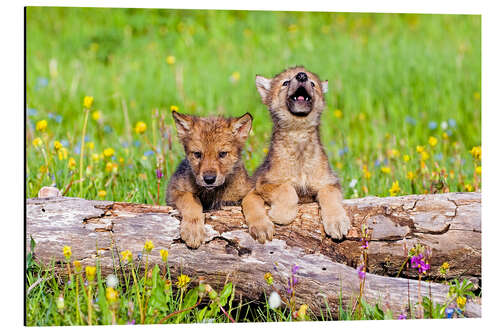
[{"xmin": 2, "ymin": 0, "xmax": 499, "ymax": 332}]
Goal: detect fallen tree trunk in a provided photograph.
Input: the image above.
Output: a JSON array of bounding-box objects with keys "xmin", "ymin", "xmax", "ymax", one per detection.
[{"xmin": 26, "ymin": 192, "xmax": 481, "ymax": 318}]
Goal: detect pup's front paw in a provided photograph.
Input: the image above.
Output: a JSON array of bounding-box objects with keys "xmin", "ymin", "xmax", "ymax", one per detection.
[
  {"xmin": 268, "ymin": 202, "xmax": 298, "ymax": 225},
  {"xmin": 180, "ymin": 216, "xmax": 206, "ymax": 249},
  {"xmin": 248, "ymin": 216, "xmax": 275, "ymax": 244},
  {"xmin": 322, "ymin": 206, "xmax": 350, "ymax": 240}
]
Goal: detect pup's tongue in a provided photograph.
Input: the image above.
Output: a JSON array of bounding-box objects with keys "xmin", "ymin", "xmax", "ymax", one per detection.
[{"xmin": 297, "ymin": 96, "xmax": 305, "ymax": 101}]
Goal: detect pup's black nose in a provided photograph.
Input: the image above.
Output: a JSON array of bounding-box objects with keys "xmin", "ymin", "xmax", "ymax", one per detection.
[
  {"xmin": 296, "ymin": 72, "xmax": 308, "ymax": 82},
  {"xmin": 203, "ymin": 173, "xmax": 217, "ymax": 185}
]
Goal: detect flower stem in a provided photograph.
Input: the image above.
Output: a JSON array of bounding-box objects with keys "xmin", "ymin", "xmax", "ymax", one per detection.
[
  {"xmin": 79, "ymin": 109, "xmax": 90, "ymax": 197},
  {"xmin": 131, "ymin": 264, "xmax": 144, "ymax": 324},
  {"xmin": 87, "ymin": 284, "xmax": 92, "ymax": 325}
]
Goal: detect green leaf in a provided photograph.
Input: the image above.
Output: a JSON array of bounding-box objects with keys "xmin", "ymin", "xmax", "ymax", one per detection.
[{"xmin": 219, "ymin": 282, "xmax": 232, "ymax": 307}]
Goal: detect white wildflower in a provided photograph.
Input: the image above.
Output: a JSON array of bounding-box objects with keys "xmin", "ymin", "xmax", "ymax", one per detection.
[
  {"xmin": 106, "ymin": 274, "xmax": 119, "ymax": 288},
  {"xmin": 349, "ymin": 179, "xmax": 358, "ymax": 188},
  {"xmin": 268, "ymin": 291, "xmax": 282, "ymax": 309}
]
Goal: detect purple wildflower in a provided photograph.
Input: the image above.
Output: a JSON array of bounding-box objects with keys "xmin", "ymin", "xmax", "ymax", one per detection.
[
  {"xmin": 127, "ymin": 320, "xmax": 136, "ymax": 325},
  {"xmin": 357, "ymin": 264, "xmax": 366, "ymax": 280},
  {"xmin": 410, "ymin": 254, "xmax": 430, "ymax": 274},
  {"xmin": 398, "ymin": 313, "xmax": 407, "ymax": 320},
  {"xmin": 361, "ymin": 237, "xmax": 368, "ymax": 249},
  {"xmin": 291, "ymin": 264, "xmax": 300, "ymax": 274},
  {"xmin": 445, "ymin": 308, "xmax": 454, "ymax": 318},
  {"xmin": 156, "ymin": 168, "xmax": 163, "ymax": 179}
]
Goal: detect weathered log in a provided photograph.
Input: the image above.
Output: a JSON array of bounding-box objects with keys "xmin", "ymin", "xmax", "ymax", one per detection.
[{"xmin": 26, "ymin": 192, "xmax": 481, "ymax": 318}]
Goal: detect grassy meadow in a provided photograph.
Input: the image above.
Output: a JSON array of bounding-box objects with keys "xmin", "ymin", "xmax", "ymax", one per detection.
[{"xmin": 25, "ymin": 7, "xmax": 481, "ymax": 325}]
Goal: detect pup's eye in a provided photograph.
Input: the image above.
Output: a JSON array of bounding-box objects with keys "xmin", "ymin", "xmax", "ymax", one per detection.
[
  {"xmin": 282, "ymin": 80, "xmax": 290, "ymax": 86},
  {"xmin": 193, "ymin": 151, "xmax": 202, "ymax": 159},
  {"xmin": 218, "ymin": 151, "xmax": 228, "ymax": 158},
  {"xmin": 311, "ymin": 81, "xmax": 315, "ymax": 87}
]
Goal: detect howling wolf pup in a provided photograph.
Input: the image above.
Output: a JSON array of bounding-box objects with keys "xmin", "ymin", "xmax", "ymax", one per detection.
[
  {"xmin": 242, "ymin": 66, "xmax": 350, "ymax": 243},
  {"xmin": 167, "ymin": 112, "xmax": 254, "ymax": 248}
]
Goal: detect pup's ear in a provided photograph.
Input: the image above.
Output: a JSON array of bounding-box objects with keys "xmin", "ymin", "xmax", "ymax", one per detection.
[
  {"xmin": 172, "ymin": 111, "xmax": 193, "ymax": 139},
  {"xmin": 231, "ymin": 113, "xmax": 253, "ymax": 141},
  {"xmin": 321, "ymin": 80, "xmax": 328, "ymax": 94},
  {"xmin": 255, "ymin": 75, "xmax": 272, "ymax": 104}
]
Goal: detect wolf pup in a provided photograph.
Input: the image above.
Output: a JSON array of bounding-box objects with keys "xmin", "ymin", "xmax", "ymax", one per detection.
[
  {"xmin": 167, "ymin": 111, "xmax": 254, "ymax": 248},
  {"xmin": 242, "ymin": 66, "xmax": 350, "ymax": 243}
]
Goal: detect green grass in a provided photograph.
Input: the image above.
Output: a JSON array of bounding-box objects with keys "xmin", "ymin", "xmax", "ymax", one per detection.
[{"xmin": 26, "ymin": 7, "xmax": 481, "ymax": 202}]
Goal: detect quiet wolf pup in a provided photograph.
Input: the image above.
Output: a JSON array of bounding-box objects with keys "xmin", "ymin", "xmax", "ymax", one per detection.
[
  {"xmin": 167, "ymin": 111, "xmax": 254, "ymax": 248},
  {"xmin": 242, "ymin": 66, "xmax": 350, "ymax": 243}
]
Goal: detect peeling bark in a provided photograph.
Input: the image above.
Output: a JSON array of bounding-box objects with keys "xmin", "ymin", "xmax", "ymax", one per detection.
[{"xmin": 26, "ymin": 192, "xmax": 481, "ymax": 318}]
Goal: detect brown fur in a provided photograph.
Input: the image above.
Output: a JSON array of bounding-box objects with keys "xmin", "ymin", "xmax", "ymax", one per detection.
[
  {"xmin": 242, "ymin": 66, "xmax": 350, "ymax": 243},
  {"xmin": 167, "ymin": 112, "xmax": 254, "ymax": 248}
]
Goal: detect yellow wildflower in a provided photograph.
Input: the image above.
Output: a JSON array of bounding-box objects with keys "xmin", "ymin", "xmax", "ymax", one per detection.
[
  {"xmin": 106, "ymin": 287, "xmax": 119, "ymax": 303},
  {"xmin": 358, "ymin": 113, "xmax": 366, "ymax": 121},
  {"xmin": 288, "ymin": 24, "xmax": 298, "ymax": 33},
  {"xmin": 62, "ymin": 246, "xmax": 72, "ymax": 260},
  {"xmin": 473, "ymin": 91, "xmax": 480, "ymax": 100},
  {"xmin": 73, "ymin": 260, "xmax": 82, "ymax": 273},
  {"xmin": 176, "ymin": 274, "xmax": 191, "ymax": 288},
  {"xmin": 83, "ymin": 96, "xmax": 94, "ymax": 109},
  {"xmin": 144, "ymin": 240, "xmax": 154, "ymax": 253},
  {"xmin": 58, "ymin": 147, "xmax": 68, "ymax": 160},
  {"xmin": 363, "ymin": 169, "xmax": 372, "ymax": 179},
  {"xmin": 333, "ymin": 109, "xmax": 343, "ymax": 118},
  {"xmin": 406, "ymin": 171, "xmax": 415, "ymax": 181},
  {"xmin": 469, "ymin": 146, "xmax": 481, "ymax": 160},
  {"xmin": 456, "ymin": 296, "xmax": 467, "ymax": 309},
  {"xmin": 464, "ymin": 184, "xmax": 473, "ymax": 192},
  {"xmin": 119, "ymin": 157, "xmax": 124, "ymax": 164},
  {"xmin": 416, "ymin": 145, "xmax": 425, "ymax": 153},
  {"xmin": 134, "ymin": 121, "xmax": 147, "ymax": 135},
  {"xmin": 91, "ymin": 110, "xmax": 101, "ymax": 121},
  {"xmin": 166, "ymin": 55, "xmax": 176, "ymax": 65},
  {"xmin": 428, "ymin": 136, "xmax": 438, "ymax": 147},
  {"xmin": 53, "ymin": 140, "xmax": 62, "ymax": 151},
  {"xmin": 120, "ymin": 250, "xmax": 133, "ymax": 263},
  {"xmin": 420, "ymin": 151, "xmax": 430, "ymax": 161},
  {"xmin": 442, "ymin": 132, "xmax": 449, "ymax": 140},
  {"xmin": 92, "ymin": 153, "xmax": 99, "ymax": 162},
  {"xmin": 85, "ymin": 266, "xmax": 97, "ymax": 281},
  {"xmin": 160, "ymin": 249, "xmax": 169, "ymax": 262},
  {"xmin": 230, "ymin": 71, "xmax": 240, "ymax": 82},
  {"xmin": 170, "ymin": 105, "xmax": 179, "ymax": 112},
  {"xmin": 98, "ymin": 190, "xmax": 106, "ymax": 198},
  {"xmin": 86, "ymin": 142, "xmax": 95, "ymax": 150},
  {"xmin": 105, "ymin": 162, "xmax": 117, "ymax": 173},
  {"xmin": 389, "ymin": 181, "xmax": 401, "ymax": 196},
  {"xmin": 39, "ymin": 165, "xmax": 48, "ymax": 174},
  {"xmin": 103, "ymin": 148, "xmax": 115, "ymax": 158},
  {"xmin": 381, "ymin": 166, "xmax": 391, "ymax": 174},
  {"xmin": 441, "ymin": 262, "xmax": 449, "ymax": 270},
  {"xmin": 297, "ymin": 304, "xmax": 308, "ymax": 321},
  {"xmin": 68, "ymin": 157, "xmax": 76, "ymax": 169},
  {"xmin": 264, "ymin": 272, "xmax": 273, "ymax": 285},
  {"xmin": 388, "ymin": 149, "xmax": 400, "ymax": 158},
  {"xmin": 475, "ymin": 166, "xmax": 481, "ymax": 175},
  {"xmin": 403, "ymin": 154, "xmax": 410, "ymax": 162},
  {"xmin": 33, "ymin": 137, "xmax": 43, "ymax": 147},
  {"xmin": 336, "ymin": 161, "xmax": 343, "ymax": 169},
  {"xmin": 36, "ymin": 119, "xmax": 47, "ymax": 132}
]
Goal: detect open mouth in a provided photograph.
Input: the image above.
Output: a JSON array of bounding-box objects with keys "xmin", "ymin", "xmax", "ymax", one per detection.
[
  {"xmin": 290, "ymin": 86, "xmax": 311, "ymax": 102},
  {"xmin": 287, "ymin": 85, "xmax": 313, "ymax": 116}
]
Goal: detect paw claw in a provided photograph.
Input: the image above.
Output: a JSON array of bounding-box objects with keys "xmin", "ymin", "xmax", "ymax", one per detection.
[
  {"xmin": 249, "ymin": 217, "xmax": 275, "ymax": 243},
  {"xmin": 322, "ymin": 208, "xmax": 351, "ymax": 240},
  {"xmin": 180, "ymin": 218, "xmax": 206, "ymax": 249}
]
